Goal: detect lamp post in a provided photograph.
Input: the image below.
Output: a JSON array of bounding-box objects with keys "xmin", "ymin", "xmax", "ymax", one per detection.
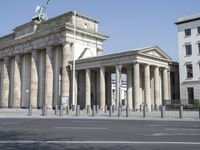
[{"xmin": 72, "ymin": 10, "xmax": 77, "ymax": 106}]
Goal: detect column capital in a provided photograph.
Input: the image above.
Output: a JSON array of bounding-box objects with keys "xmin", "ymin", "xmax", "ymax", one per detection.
[
  {"xmin": 62, "ymin": 41, "xmax": 72, "ymax": 46},
  {"xmin": 143, "ymin": 63, "xmax": 150, "ymax": 67},
  {"xmin": 162, "ymin": 67, "xmax": 169, "ymax": 71},
  {"xmin": 116, "ymin": 64, "xmax": 122, "ymax": 72},
  {"xmin": 4, "ymin": 57, "xmax": 9, "ymax": 61},
  {"xmin": 46, "ymin": 45, "xmax": 54, "ymax": 50},
  {"xmin": 99, "ymin": 66, "xmax": 105, "ymax": 70}
]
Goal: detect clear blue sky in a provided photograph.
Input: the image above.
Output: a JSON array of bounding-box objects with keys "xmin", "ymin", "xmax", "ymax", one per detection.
[{"xmin": 0, "ymin": 0, "xmax": 200, "ymax": 61}]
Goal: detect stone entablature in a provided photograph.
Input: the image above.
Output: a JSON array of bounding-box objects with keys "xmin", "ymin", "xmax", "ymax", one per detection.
[
  {"xmin": 74, "ymin": 46, "xmax": 171, "ymax": 70},
  {"xmin": 0, "ymin": 11, "xmax": 108, "ymax": 59}
]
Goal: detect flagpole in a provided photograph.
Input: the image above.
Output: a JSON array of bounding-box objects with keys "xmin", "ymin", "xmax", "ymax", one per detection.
[{"xmin": 72, "ymin": 10, "xmax": 76, "ymax": 106}]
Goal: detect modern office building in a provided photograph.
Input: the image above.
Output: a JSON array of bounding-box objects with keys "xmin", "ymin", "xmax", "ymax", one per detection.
[{"xmin": 176, "ymin": 13, "xmax": 200, "ymax": 104}]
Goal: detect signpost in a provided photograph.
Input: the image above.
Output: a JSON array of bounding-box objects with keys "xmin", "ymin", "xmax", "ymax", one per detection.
[{"xmin": 61, "ymin": 96, "xmax": 69, "ymax": 107}]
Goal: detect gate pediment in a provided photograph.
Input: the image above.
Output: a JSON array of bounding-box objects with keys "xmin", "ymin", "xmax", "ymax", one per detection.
[{"xmin": 138, "ymin": 46, "xmax": 172, "ymax": 60}]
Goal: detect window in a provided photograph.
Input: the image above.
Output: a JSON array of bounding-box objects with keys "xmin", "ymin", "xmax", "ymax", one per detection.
[
  {"xmin": 199, "ymin": 62, "xmax": 200, "ymax": 78},
  {"xmin": 186, "ymin": 64, "xmax": 193, "ymax": 78},
  {"xmin": 198, "ymin": 43, "xmax": 200, "ymax": 54},
  {"xmin": 199, "ymin": 63, "xmax": 200, "ymax": 78},
  {"xmin": 185, "ymin": 29, "xmax": 191, "ymax": 36},
  {"xmin": 187, "ymin": 87, "xmax": 194, "ymax": 104},
  {"xmin": 185, "ymin": 44, "xmax": 192, "ymax": 56},
  {"xmin": 198, "ymin": 26, "xmax": 200, "ymax": 34}
]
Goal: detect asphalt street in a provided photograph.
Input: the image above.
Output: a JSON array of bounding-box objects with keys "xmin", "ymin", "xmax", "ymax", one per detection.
[{"xmin": 0, "ymin": 118, "xmax": 199, "ymax": 150}]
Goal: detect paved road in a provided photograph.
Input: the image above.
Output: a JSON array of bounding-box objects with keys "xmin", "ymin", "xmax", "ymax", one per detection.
[{"xmin": 0, "ymin": 118, "xmax": 199, "ymax": 150}]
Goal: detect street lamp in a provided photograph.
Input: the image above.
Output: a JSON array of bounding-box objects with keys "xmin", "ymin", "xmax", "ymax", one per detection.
[{"xmin": 72, "ymin": 10, "xmax": 77, "ymax": 106}]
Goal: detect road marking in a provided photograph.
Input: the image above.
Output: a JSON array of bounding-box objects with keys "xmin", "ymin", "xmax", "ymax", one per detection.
[
  {"xmin": 139, "ymin": 133, "xmax": 200, "ymax": 136},
  {"xmin": 0, "ymin": 123, "xmax": 20, "ymax": 125},
  {"xmin": 0, "ymin": 141, "xmax": 199, "ymax": 145},
  {"xmin": 70, "ymin": 120, "xmax": 111, "ymax": 123},
  {"xmin": 165, "ymin": 128, "xmax": 200, "ymax": 131},
  {"xmin": 149, "ymin": 124, "xmax": 199, "ymax": 127},
  {"xmin": 54, "ymin": 127, "xmax": 108, "ymax": 130}
]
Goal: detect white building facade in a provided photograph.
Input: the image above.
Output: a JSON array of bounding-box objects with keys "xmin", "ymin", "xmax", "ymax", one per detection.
[{"xmin": 176, "ymin": 14, "xmax": 200, "ymax": 104}]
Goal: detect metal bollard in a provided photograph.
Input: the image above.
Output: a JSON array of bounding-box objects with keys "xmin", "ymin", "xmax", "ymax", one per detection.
[
  {"xmin": 76, "ymin": 105, "xmax": 80, "ymax": 116},
  {"xmin": 118, "ymin": 106, "xmax": 121, "ymax": 117},
  {"xmin": 151, "ymin": 104, "xmax": 154, "ymax": 112},
  {"xmin": 72, "ymin": 105, "xmax": 75, "ymax": 111},
  {"xmin": 126, "ymin": 105, "xmax": 129, "ymax": 117},
  {"xmin": 199, "ymin": 108, "xmax": 200, "ymax": 119},
  {"xmin": 96, "ymin": 105, "xmax": 99, "ymax": 113},
  {"xmin": 42, "ymin": 104, "xmax": 47, "ymax": 116},
  {"xmin": 179, "ymin": 106, "xmax": 183, "ymax": 118},
  {"xmin": 104, "ymin": 105, "xmax": 107, "ymax": 113},
  {"xmin": 161, "ymin": 106, "xmax": 165, "ymax": 118},
  {"xmin": 155, "ymin": 104, "xmax": 158, "ymax": 111},
  {"xmin": 60, "ymin": 105, "xmax": 63, "ymax": 116},
  {"xmin": 55, "ymin": 105, "xmax": 58, "ymax": 115},
  {"xmin": 112, "ymin": 105, "xmax": 115, "ymax": 113},
  {"xmin": 66, "ymin": 105, "xmax": 70, "ymax": 115},
  {"xmin": 92, "ymin": 105, "xmax": 95, "ymax": 117},
  {"xmin": 87, "ymin": 105, "xmax": 90, "ymax": 114},
  {"xmin": 133, "ymin": 107, "xmax": 136, "ymax": 112},
  {"xmin": 140, "ymin": 105, "xmax": 142, "ymax": 112},
  {"xmin": 28, "ymin": 105, "xmax": 32, "ymax": 116},
  {"xmin": 143, "ymin": 105, "xmax": 147, "ymax": 117},
  {"xmin": 109, "ymin": 105, "xmax": 112, "ymax": 117}
]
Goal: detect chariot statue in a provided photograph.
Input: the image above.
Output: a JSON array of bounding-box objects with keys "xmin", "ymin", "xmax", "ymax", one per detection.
[{"xmin": 32, "ymin": 4, "xmax": 48, "ymax": 22}]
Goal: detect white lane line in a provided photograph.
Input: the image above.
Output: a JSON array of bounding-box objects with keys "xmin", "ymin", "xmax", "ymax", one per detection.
[
  {"xmin": 149, "ymin": 124, "xmax": 199, "ymax": 127},
  {"xmin": 0, "ymin": 123, "xmax": 20, "ymax": 125},
  {"xmin": 139, "ymin": 133, "xmax": 200, "ymax": 136},
  {"xmin": 54, "ymin": 127, "xmax": 108, "ymax": 130},
  {"xmin": 165, "ymin": 128, "xmax": 200, "ymax": 131},
  {"xmin": 0, "ymin": 141, "xmax": 199, "ymax": 145}
]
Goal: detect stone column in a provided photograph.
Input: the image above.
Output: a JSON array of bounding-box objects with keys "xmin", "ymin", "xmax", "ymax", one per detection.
[
  {"xmin": 168, "ymin": 70, "xmax": 171, "ymax": 100},
  {"xmin": 1, "ymin": 59, "xmax": 9, "ymax": 108},
  {"xmin": 13, "ymin": 55, "xmax": 21, "ymax": 108},
  {"xmin": 127, "ymin": 66, "xmax": 133, "ymax": 109},
  {"xmin": 53, "ymin": 47, "xmax": 60, "ymax": 107},
  {"xmin": 85, "ymin": 69, "xmax": 91, "ymax": 108},
  {"xmin": 30, "ymin": 52, "xmax": 38, "ymax": 108},
  {"xmin": 144, "ymin": 64, "xmax": 151, "ymax": 110},
  {"xmin": 99, "ymin": 66, "xmax": 105, "ymax": 110},
  {"xmin": 61, "ymin": 42, "xmax": 71, "ymax": 104},
  {"xmin": 115, "ymin": 65, "xmax": 121, "ymax": 107},
  {"xmin": 154, "ymin": 66, "xmax": 160, "ymax": 109},
  {"xmin": 106, "ymin": 72, "xmax": 112, "ymax": 106},
  {"xmin": 38, "ymin": 51, "xmax": 45, "ymax": 108},
  {"xmin": 163, "ymin": 68, "xmax": 169, "ymax": 104},
  {"xmin": 45, "ymin": 46, "xmax": 53, "ymax": 108},
  {"xmin": 73, "ymin": 71, "xmax": 78, "ymax": 106},
  {"xmin": 133, "ymin": 63, "xmax": 140, "ymax": 110}
]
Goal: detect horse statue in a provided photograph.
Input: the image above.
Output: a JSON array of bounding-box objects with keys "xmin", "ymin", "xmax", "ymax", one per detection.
[{"xmin": 32, "ymin": 4, "xmax": 48, "ymax": 22}]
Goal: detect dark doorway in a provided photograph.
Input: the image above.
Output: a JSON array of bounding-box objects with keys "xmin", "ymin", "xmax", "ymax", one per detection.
[{"xmin": 187, "ymin": 87, "xmax": 194, "ymax": 104}]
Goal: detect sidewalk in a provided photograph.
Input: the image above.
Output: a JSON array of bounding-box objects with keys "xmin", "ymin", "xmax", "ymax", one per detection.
[{"xmin": 0, "ymin": 108, "xmax": 199, "ymax": 121}]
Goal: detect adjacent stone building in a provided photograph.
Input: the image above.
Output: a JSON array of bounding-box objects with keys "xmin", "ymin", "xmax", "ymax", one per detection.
[
  {"xmin": 176, "ymin": 13, "xmax": 200, "ymax": 104},
  {"xmin": 0, "ymin": 11, "xmax": 179, "ymax": 110}
]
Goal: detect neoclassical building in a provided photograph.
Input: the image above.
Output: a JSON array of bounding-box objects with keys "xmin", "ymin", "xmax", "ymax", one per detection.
[{"xmin": 0, "ymin": 11, "xmax": 179, "ymax": 111}]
